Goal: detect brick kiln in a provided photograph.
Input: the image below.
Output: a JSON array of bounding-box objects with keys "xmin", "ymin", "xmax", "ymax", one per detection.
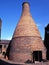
[{"xmin": 7, "ymin": 2, "xmax": 46, "ymax": 63}]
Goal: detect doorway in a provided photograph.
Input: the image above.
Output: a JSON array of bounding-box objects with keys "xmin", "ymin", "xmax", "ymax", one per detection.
[{"xmin": 33, "ymin": 51, "xmax": 42, "ymax": 62}]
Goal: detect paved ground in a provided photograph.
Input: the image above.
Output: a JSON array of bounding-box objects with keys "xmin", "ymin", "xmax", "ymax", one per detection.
[
  {"xmin": 0, "ymin": 59, "xmax": 22, "ymax": 65},
  {"xmin": 0, "ymin": 59, "xmax": 49, "ymax": 65}
]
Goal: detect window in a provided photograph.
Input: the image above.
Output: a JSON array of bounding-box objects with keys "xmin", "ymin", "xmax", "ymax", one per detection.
[
  {"xmin": 47, "ymin": 31, "xmax": 49, "ymax": 34},
  {"xmin": 4, "ymin": 45, "xmax": 6, "ymax": 48},
  {"xmin": 2, "ymin": 52, "xmax": 5, "ymax": 55}
]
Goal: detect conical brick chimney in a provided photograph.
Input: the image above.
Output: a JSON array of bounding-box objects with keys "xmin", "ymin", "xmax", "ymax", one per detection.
[{"xmin": 8, "ymin": 2, "xmax": 46, "ymax": 62}]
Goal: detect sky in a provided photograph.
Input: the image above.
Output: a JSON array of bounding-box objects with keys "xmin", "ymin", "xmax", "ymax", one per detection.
[{"xmin": 0, "ymin": 0, "xmax": 49, "ymax": 40}]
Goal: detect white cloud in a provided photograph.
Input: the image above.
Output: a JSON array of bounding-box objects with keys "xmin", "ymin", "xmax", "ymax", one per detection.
[
  {"xmin": 1, "ymin": 36, "xmax": 12, "ymax": 40},
  {"xmin": 37, "ymin": 23, "xmax": 41, "ymax": 27},
  {"xmin": 7, "ymin": 37, "xmax": 12, "ymax": 40}
]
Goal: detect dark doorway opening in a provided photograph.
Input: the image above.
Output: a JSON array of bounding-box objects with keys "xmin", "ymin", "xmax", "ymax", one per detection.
[
  {"xmin": 0, "ymin": 45, "xmax": 2, "ymax": 53},
  {"xmin": 33, "ymin": 51, "xmax": 42, "ymax": 62},
  {"xmin": 46, "ymin": 49, "xmax": 49, "ymax": 60}
]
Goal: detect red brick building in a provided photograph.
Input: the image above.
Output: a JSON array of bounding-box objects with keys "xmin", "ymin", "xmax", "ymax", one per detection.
[
  {"xmin": 7, "ymin": 2, "xmax": 46, "ymax": 63},
  {"xmin": 0, "ymin": 2, "xmax": 47, "ymax": 63}
]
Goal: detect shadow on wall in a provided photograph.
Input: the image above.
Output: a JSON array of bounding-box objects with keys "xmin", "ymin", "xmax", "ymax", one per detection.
[
  {"xmin": 0, "ymin": 60, "xmax": 10, "ymax": 65},
  {"xmin": 44, "ymin": 24, "xmax": 49, "ymax": 60},
  {"xmin": 5, "ymin": 40, "xmax": 12, "ymax": 59},
  {"xmin": 0, "ymin": 59, "xmax": 22, "ymax": 65}
]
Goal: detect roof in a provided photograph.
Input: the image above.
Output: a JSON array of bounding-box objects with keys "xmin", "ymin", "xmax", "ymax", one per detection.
[
  {"xmin": 0, "ymin": 40, "xmax": 10, "ymax": 44},
  {"xmin": 45, "ymin": 24, "xmax": 49, "ymax": 30}
]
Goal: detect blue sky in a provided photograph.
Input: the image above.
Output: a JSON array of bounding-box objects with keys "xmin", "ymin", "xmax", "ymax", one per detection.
[{"xmin": 0, "ymin": 0, "xmax": 49, "ymax": 40}]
